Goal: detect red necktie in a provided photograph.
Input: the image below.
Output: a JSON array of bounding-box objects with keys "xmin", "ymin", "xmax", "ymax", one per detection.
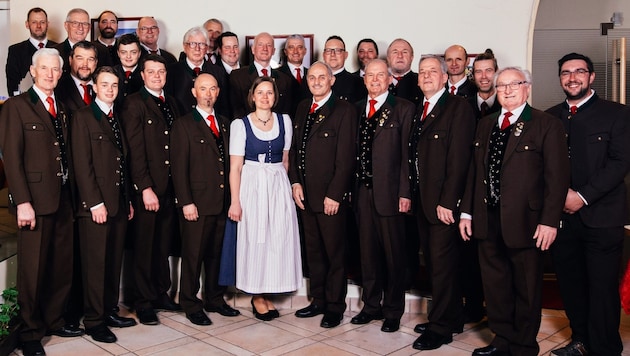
[
  {"xmin": 108, "ymin": 110, "xmax": 113, "ymax": 118},
  {"xmin": 159, "ymin": 95, "xmax": 165, "ymax": 103},
  {"xmin": 125, "ymin": 71, "xmax": 132, "ymax": 79},
  {"xmin": 295, "ymin": 68, "xmax": 302, "ymax": 84},
  {"xmin": 570, "ymin": 105, "xmax": 577, "ymax": 115},
  {"xmin": 208, "ymin": 114, "xmax": 219, "ymax": 137},
  {"xmin": 450, "ymin": 85, "xmax": 456, "ymax": 95},
  {"xmin": 421, "ymin": 101, "xmax": 429, "ymax": 120},
  {"xmin": 38, "ymin": 42, "xmax": 44, "ymax": 49},
  {"xmin": 193, "ymin": 67, "xmax": 201, "ymax": 76},
  {"xmin": 500, "ymin": 111, "xmax": 513, "ymax": 130},
  {"xmin": 394, "ymin": 76, "xmax": 402, "ymax": 86},
  {"xmin": 46, "ymin": 97, "xmax": 56, "ymax": 118},
  {"xmin": 309, "ymin": 102, "xmax": 318, "ymax": 114},
  {"xmin": 81, "ymin": 84, "xmax": 91, "ymax": 105},
  {"xmin": 368, "ymin": 99, "xmax": 377, "ymax": 118},
  {"xmin": 262, "ymin": 68, "xmax": 269, "ymax": 77}
]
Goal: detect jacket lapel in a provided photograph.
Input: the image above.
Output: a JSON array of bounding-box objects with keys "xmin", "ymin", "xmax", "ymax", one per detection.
[
  {"xmin": 307, "ymin": 97, "xmax": 335, "ymax": 140},
  {"xmin": 27, "ymin": 88, "xmax": 58, "ymax": 138},
  {"xmin": 192, "ymin": 109, "xmax": 219, "ymax": 155},
  {"xmin": 502, "ymin": 104, "xmax": 532, "ymax": 164},
  {"xmin": 420, "ymin": 91, "xmax": 448, "ymax": 133}
]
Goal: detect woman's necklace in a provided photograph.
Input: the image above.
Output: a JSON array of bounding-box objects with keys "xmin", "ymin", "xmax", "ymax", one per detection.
[{"xmin": 254, "ymin": 112, "xmax": 272, "ymax": 126}]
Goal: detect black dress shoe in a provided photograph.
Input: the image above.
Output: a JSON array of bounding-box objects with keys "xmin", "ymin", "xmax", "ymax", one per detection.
[
  {"xmin": 205, "ymin": 303, "xmax": 240, "ymax": 317},
  {"xmin": 550, "ymin": 341, "xmax": 588, "ymax": 356},
  {"xmin": 137, "ymin": 307, "xmax": 159, "ymax": 325},
  {"xmin": 320, "ymin": 312, "xmax": 343, "ymax": 328},
  {"xmin": 48, "ymin": 324, "xmax": 85, "ymax": 337},
  {"xmin": 295, "ymin": 304, "xmax": 325, "ymax": 318},
  {"xmin": 22, "ymin": 340, "xmax": 46, "ymax": 356},
  {"xmin": 412, "ymin": 329, "xmax": 452, "ymax": 350},
  {"xmin": 381, "ymin": 318, "xmax": 400, "ymax": 332},
  {"xmin": 414, "ymin": 321, "xmax": 463, "ymax": 334},
  {"xmin": 350, "ymin": 311, "xmax": 383, "ymax": 325},
  {"xmin": 153, "ymin": 294, "xmax": 182, "ymax": 311},
  {"xmin": 106, "ymin": 313, "xmax": 137, "ymax": 328},
  {"xmin": 86, "ymin": 324, "xmax": 117, "ymax": 343},
  {"xmin": 268, "ymin": 309, "xmax": 280, "ymax": 319},
  {"xmin": 472, "ymin": 345, "xmax": 510, "ymax": 356},
  {"xmin": 186, "ymin": 310, "xmax": 212, "ymax": 325},
  {"xmin": 250, "ymin": 299, "xmax": 274, "ymax": 321}
]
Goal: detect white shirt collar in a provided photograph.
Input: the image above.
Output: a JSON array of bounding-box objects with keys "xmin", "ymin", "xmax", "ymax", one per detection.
[{"xmin": 365, "ymin": 91, "xmax": 389, "ymax": 116}]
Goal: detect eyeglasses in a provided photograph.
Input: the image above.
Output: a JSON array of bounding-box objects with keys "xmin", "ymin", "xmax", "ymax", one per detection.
[
  {"xmin": 138, "ymin": 26, "xmax": 159, "ymax": 32},
  {"xmin": 323, "ymin": 48, "xmax": 345, "ymax": 55},
  {"xmin": 560, "ymin": 68, "xmax": 590, "ymax": 77},
  {"xmin": 186, "ymin": 42, "xmax": 208, "ymax": 49},
  {"xmin": 67, "ymin": 21, "xmax": 90, "ymax": 29},
  {"xmin": 496, "ymin": 81, "xmax": 529, "ymax": 91}
]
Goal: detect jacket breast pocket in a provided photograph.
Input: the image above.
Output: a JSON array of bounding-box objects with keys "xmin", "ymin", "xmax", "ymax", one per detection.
[
  {"xmin": 428, "ymin": 130, "xmax": 447, "ymax": 140},
  {"xmin": 24, "ymin": 122, "xmax": 45, "ymax": 132},
  {"xmin": 384, "ymin": 121, "xmax": 400, "ymax": 129},
  {"xmin": 91, "ymin": 132, "xmax": 110, "ymax": 142},
  {"xmin": 515, "ymin": 142, "xmax": 537, "ymax": 152},
  {"xmin": 194, "ymin": 136, "xmax": 207, "ymax": 145},
  {"xmin": 318, "ymin": 130, "xmax": 336, "ymax": 139},
  {"xmin": 588, "ymin": 132, "xmax": 610, "ymax": 144}
]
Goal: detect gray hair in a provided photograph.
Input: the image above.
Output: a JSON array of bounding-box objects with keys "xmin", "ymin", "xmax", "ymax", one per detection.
[
  {"xmin": 183, "ymin": 26, "xmax": 209, "ymax": 45},
  {"xmin": 65, "ymin": 8, "xmax": 88, "ymax": 22},
  {"xmin": 419, "ymin": 54, "xmax": 447, "ymax": 74},
  {"xmin": 308, "ymin": 61, "xmax": 333, "ymax": 77},
  {"xmin": 32, "ymin": 48, "xmax": 64, "ymax": 68},
  {"xmin": 493, "ymin": 66, "xmax": 532, "ymax": 86}
]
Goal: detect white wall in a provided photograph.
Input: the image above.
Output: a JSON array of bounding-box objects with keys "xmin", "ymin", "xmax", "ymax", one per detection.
[
  {"xmin": 536, "ymin": 0, "xmax": 630, "ymax": 30},
  {"xmin": 4, "ymin": 0, "xmax": 538, "ymax": 97}
]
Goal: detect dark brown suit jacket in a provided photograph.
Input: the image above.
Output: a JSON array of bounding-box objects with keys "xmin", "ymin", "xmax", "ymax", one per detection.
[
  {"xmin": 170, "ymin": 109, "xmax": 230, "ymax": 215},
  {"xmin": 357, "ymin": 94, "xmax": 414, "ymax": 216},
  {"xmin": 448, "ymin": 78, "xmax": 477, "ymax": 99},
  {"xmin": 55, "ymin": 73, "xmax": 91, "ymax": 115},
  {"xmin": 71, "ymin": 103, "xmax": 130, "ymax": 218},
  {"xmin": 289, "ymin": 96, "xmax": 357, "ymax": 212},
  {"xmin": 165, "ymin": 60, "xmax": 229, "ymax": 116},
  {"xmin": 411, "ymin": 91, "xmax": 476, "ymax": 224},
  {"xmin": 460, "ymin": 105, "xmax": 570, "ymax": 248},
  {"xmin": 140, "ymin": 47, "xmax": 178, "ymax": 65},
  {"xmin": 388, "ymin": 71, "xmax": 423, "ymax": 107},
  {"xmin": 0, "ymin": 88, "xmax": 71, "ymax": 215},
  {"xmin": 6, "ymin": 39, "xmax": 58, "ymax": 96},
  {"xmin": 277, "ymin": 63, "xmax": 310, "ymax": 116},
  {"xmin": 229, "ymin": 64, "xmax": 294, "ymax": 120},
  {"xmin": 120, "ymin": 88, "xmax": 181, "ymax": 197}
]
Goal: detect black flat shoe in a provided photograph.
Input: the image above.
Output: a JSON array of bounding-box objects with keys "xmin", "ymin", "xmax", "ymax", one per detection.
[
  {"xmin": 21, "ymin": 340, "xmax": 46, "ymax": 356},
  {"xmin": 473, "ymin": 344, "xmax": 510, "ymax": 356},
  {"xmin": 86, "ymin": 324, "xmax": 117, "ymax": 343},
  {"xmin": 105, "ymin": 313, "xmax": 137, "ymax": 328},
  {"xmin": 295, "ymin": 304, "xmax": 325, "ymax": 318},
  {"xmin": 350, "ymin": 311, "xmax": 383, "ymax": 325},
  {"xmin": 320, "ymin": 312, "xmax": 343, "ymax": 328},
  {"xmin": 250, "ymin": 299, "xmax": 273, "ymax": 321},
  {"xmin": 153, "ymin": 294, "xmax": 182, "ymax": 311},
  {"xmin": 137, "ymin": 307, "xmax": 159, "ymax": 325},
  {"xmin": 205, "ymin": 303, "xmax": 240, "ymax": 317},
  {"xmin": 381, "ymin": 318, "xmax": 400, "ymax": 332},
  {"xmin": 412, "ymin": 329, "xmax": 452, "ymax": 350},
  {"xmin": 186, "ymin": 310, "xmax": 212, "ymax": 325},
  {"xmin": 47, "ymin": 324, "xmax": 85, "ymax": 337},
  {"xmin": 414, "ymin": 321, "xmax": 463, "ymax": 334}
]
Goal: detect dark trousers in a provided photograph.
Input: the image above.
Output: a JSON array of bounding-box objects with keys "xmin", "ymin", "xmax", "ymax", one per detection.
[
  {"xmin": 551, "ymin": 213, "xmax": 623, "ymax": 355},
  {"xmin": 301, "ymin": 205, "xmax": 347, "ymax": 314},
  {"xmin": 459, "ymin": 238, "xmax": 484, "ymax": 319},
  {"xmin": 179, "ymin": 214, "xmax": 226, "ymax": 314},
  {"xmin": 417, "ymin": 210, "xmax": 463, "ymax": 336},
  {"xmin": 479, "ymin": 207, "xmax": 542, "ymax": 356},
  {"xmin": 355, "ymin": 186, "xmax": 406, "ymax": 320},
  {"xmin": 78, "ymin": 207, "xmax": 127, "ymax": 329},
  {"xmin": 130, "ymin": 187, "xmax": 178, "ymax": 309},
  {"xmin": 17, "ymin": 187, "xmax": 73, "ymax": 342}
]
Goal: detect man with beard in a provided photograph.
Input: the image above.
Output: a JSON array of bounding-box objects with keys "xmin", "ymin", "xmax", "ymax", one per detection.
[
  {"xmin": 353, "ymin": 39, "xmax": 378, "ymax": 78},
  {"xmin": 137, "ymin": 16, "xmax": 177, "ymax": 65},
  {"xmin": 56, "ymin": 41, "xmax": 98, "ymax": 114},
  {"xmin": 443, "ymin": 44, "xmax": 476, "ymax": 99},
  {"xmin": 547, "ymin": 53, "xmax": 630, "ymax": 356},
  {"xmin": 6, "ymin": 7, "xmax": 57, "ymax": 96},
  {"xmin": 55, "ymin": 8, "xmax": 111, "ymax": 73},
  {"xmin": 468, "ymin": 49, "xmax": 501, "ymax": 120},
  {"xmin": 93, "ymin": 10, "xmax": 119, "ymax": 66}
]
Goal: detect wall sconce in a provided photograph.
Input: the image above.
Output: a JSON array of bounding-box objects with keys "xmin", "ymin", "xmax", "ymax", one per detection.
[{"xmin": 611, "ymin": 12, "xmax": 623, "ymax": 27}]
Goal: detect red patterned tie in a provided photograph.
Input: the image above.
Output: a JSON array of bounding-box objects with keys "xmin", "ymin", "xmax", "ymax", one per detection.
[
  {"xmin": 295, "ymin": 68, "xmax": 302, "ymax": 84},
  {"xmin": 421, "ymin": 101, "xmax": 429, "ymax": 121},
  {"xmin": 368, "ymin": 99, "xmax": 377, "ymax": 118},
  {"xmin": 81, "ymin": 84, "xmax": 91, "ymax": 105},
  {"xmin": 193, "ymin": 67, "xmax": 201, "ymax": 76},
  {"xmin": 570, "ymin": 106, "xmax": 577, "ymax": 115},
  {"xmin": 500, "ymin": 112, "xmax": 513, "ymax": 130},
  {"xmin": 450, "ymin": 85, "xmax": 456, "ymax": 95},
  {"xmin": 262, "ymin": 68, "xmax": 269, "ymax": 76},
  {"xmin": 108, "ymin": 110, "xmax": 113, "ymax": 118},
  {"xmin": 208, "ymin": 114, "xmax": 219, "ymax": 137},
  {"xmin": 309, "ymin": 103, "xmax": 318, "ymax": 114},
  {"xmin": 46, "ymin": 97, "xmax": 56, "ymax": 118},
  {"xmin": 159, "ymin": 95, "xmax": 165, "ymax": 103},
  {"xmin": 125, "ymin": 71, "xmax": 132, "ymax": 79},
  {"xmin": 38, "ymin": 42, "xmax": 44, "ymax": 49}
]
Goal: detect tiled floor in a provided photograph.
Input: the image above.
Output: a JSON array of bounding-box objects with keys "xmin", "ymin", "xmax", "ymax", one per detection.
[{"xmin": 9, "ymin": 292, "xmax": 630, "ymax": 356}]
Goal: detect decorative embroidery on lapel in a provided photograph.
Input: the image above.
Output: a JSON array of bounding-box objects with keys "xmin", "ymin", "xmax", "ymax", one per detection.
[
  {"xmin": 514, "ymin": 122, "xmax": 524, "ymax": 137},
  {"xmin": 378, "ymin": 108, "xmax": 391, "ymax": 127}
]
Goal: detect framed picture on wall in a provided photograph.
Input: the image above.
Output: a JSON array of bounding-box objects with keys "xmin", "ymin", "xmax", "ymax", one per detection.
[
  {"xmin": 245, "ymin": 34, "xmax": 314, "ymax": 68},
  {"xmin": 91, "ymin": 17, "xmax": 141, "ymax": 41}
]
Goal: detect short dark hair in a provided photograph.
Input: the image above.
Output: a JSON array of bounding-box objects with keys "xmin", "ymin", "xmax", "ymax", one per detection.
[
  {"xmin": 247, "ymin": 76, "xmax": 279, "ymax": 110},
  {"xmin": 473, "ymin": 48, "xmax": 498, "ymax": 71},
  {"xmin": 116, "ymin": 33, "xmax": 140, "ymax": 51},
  {"xmin": 70, "ymin": 41, "xmax": 98, "ymax": 58},
  {"xmin": 27, "ymin": 7, "xmax": 47, "ymax": 20},
  {"xmin": 97, "ymin": 10, "xmax": 118, "ymax": 23},
  {"xmin": 357, "ymin": 38, "xmax": 378, "ymax": 55},
  {"xmin": 557, "ymin": 52, "xmax": 594, "ymax": 75},
  {"xmin": 93, "ymin": 65, "xmax": 118, "ymax": 83},
  {"xmin": 217, "ymin": 31, "xmax": 238, "ymax": 48},
  {"xmin": 326, "ymin": 35, "xmax": 346, "ymax": 49},
  {"xmin": 139, "ymin": 54, "xmax": 167, "ymax": 72}
]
